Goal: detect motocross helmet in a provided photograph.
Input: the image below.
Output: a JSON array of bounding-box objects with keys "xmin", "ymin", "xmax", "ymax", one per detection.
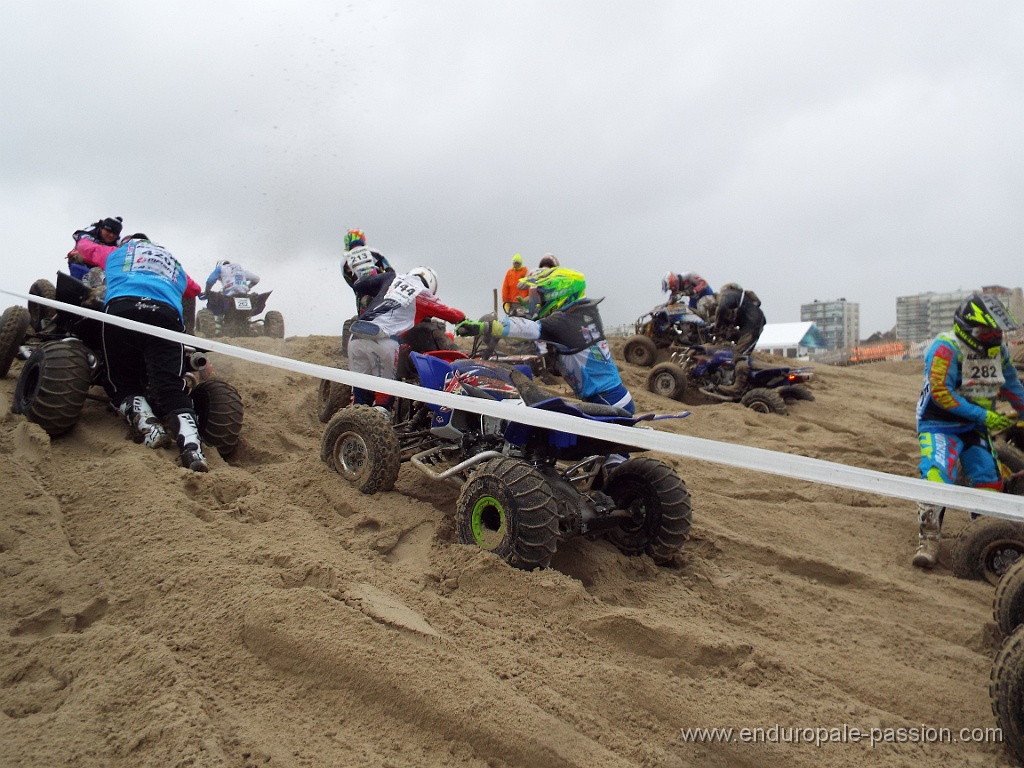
[
  {"xmin": 408, "ymin": 266, "xmax": 438, "ymax": 295},
  {"xmin": 662, "ymin": 271, "xmax": 679, "ymax": 294},
  {"xmin": 520, "ymin": 267, "xmax": 586, "ymax": 319},
  {"xmin": 538, "ymin": 253, "xmax": 559, "ymax": 268},
  {"xmin": 217, "ymin": 259, "xmax": 231, "ymax": 267},
  {"xmin": 344, "ymin": 229, "xmax": 366, "ymax": 251},
  {"xmin": 953, "ymin": 293, "xmax": 1018, "ymax": 355}
]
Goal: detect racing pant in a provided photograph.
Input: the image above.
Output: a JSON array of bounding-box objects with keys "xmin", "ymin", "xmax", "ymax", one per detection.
[
  {"xmin": 348, "ymin": 335, "xmax": 399, "ymax": 407},
  {"xmin": 102, "ymin": 297, "xmax": 195, "ymax": 418},
  {"xmin": 917, "ymin": 429, "xmax": 1003, "ymax": 536},
  {"xmin": 588, "ymin": 383, "xmax": 635, "ymax": 415}
]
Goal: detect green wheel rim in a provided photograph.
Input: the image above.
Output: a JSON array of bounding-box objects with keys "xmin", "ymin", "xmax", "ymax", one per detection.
[{"xmin": 470, "ymin": 495, "xmax": 507, "ymax": 550}]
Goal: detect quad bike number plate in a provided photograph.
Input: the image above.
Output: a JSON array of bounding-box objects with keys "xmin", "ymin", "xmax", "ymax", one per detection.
[{"xmin": 233, "ymin": 297, "xmax": 252, "ymax": 310}]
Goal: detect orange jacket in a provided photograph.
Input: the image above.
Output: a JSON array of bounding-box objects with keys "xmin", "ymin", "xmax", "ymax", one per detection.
[{"xmin": 502, "ymin": 265, "xmax": 530, "ymax": 305}]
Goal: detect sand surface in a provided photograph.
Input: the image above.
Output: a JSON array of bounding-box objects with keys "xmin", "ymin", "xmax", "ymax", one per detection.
[{"xmin": 0, "ymin": 334, "xmax": 1016, "ymax": 767}]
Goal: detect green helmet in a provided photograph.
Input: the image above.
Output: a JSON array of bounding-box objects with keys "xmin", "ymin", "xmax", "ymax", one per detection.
[
  {"xmin": 953, "ymin": 293, "xmax": 1018, "ymax": 355},
  {"xmin": 519, "ymin": 267, "xmax": 586, "ymax": 319}
]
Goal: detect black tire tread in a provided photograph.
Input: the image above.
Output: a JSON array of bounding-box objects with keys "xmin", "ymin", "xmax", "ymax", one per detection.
[
  {"xmin": 12, "ymin": 340, "xmax": 92, "ymax": 435},
  {"xmin": 0, "ymin": 305, "xmax": 30, "ymax": 378},
  {"xmin": 740, "ymin": 387, "xmax": 788, "ymax": 415},
  {"xmin": 990, "ymin": 623, "xmax": 1024, "ymax": 764},
  {"xmin": 317, "ymin": 379, "xmax": 352, "ymax": 423},
  {"xmin": 604, "ymin": 456, "xmax": 692, "ymax": 564},
  {"xmin": 623, "ymin": 335, "xmax": 658, "ymax": 368},
  {"xmin": 320, "ymin": 405, "xmax": 400, "ymax": 494},
  {"xmin": 192, "ymin": 380, "xmax": 244, "ymax": 457},
  {"xmin": 646, "ymin": 362, "xmax": 686, "ymax": 401},
  {"xmin": 456, "ymin": 456, "xmax": 559, "ymax": 569},
  {"xmin": 28, "ymin": 279, "xmax": 57, "ymax": 333},
  {"xmin": 995, "ymin": 558, "xmax": 1024, "ymax": 637},
  {"xmin": 951, "ymin": 516, "xmax": 1024, "ymax": 583}
]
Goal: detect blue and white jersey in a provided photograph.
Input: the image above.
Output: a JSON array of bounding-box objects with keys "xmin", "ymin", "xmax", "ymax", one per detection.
[{"xmin": 105, "ymin": 240, "xmax": 189, "ymax": 318}]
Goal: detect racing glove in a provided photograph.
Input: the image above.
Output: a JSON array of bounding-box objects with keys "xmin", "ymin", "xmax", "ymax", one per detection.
[
  {"xmin": 984, "ymin": 410, "xmax": 1017, "ymax": 432},
  {"xmin": 455, "ymin": 320, "xmax": 503, "ymax": 337}
]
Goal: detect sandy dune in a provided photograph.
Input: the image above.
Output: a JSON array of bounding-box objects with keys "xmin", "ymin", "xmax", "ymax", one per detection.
[{"xmin": 0, "ymin": 334, "xmax": 1016, "ymax": 767}]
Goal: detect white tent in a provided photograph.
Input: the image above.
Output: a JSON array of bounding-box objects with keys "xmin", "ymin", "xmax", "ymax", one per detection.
[{"xmin": 755, "ymin": 322, "xmax": 826, "ymax": 359}]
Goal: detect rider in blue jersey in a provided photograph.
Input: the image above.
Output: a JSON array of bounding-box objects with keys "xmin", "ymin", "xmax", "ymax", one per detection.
[
  {"xmin": 912, "ymin": 293, "xmax": 1024, "ymax": 568},
  {"xmin": 456, "ymin": 267, "xmax": 634, "ymax": 414}
]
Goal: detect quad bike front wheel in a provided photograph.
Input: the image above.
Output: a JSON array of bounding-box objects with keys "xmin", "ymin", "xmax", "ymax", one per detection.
[
  {"xmin": 603, "ymin": 457, "xmax": 692, "ymax": 564},
  {"xmin": 456, "ymin": 457, "xmax": 559, "ymax": 570},
  {"xmin": 12, "ymin": 339, "xmax": 93, "ymax": 436},
  {"xmin": 740, "ymin": 387, "xmax": 788, "ymax": 415},
  {"xmin": 191, "ymin": 379, "xmax": 244, "ymax": 457},
  {"xmin": 646, "ymin": 362, "xmax": 686, "ymax": 401},
  {"xmin": 994, "ymin": 558, "xmax": 1024, "ymax": 637},
  {"xmin": 28, "ymin": 278, "xmax": 57, "ymax": 333},
  {"xmin": 0, "ymin": 305, "xmax": 30, "ymax": 377},
  {"xmin": 622, "ymin": 335, "xmax": 658, "ymax": 368},
  {"xmin": 951, "ymin": 515, "xmax": 1024, "ymax": 585},
  {"xmin": 316, "ymin": 379, "xmax": 352, "ymax": 423},
  {"xmin": 990, "ymin": 624, "xmax": 1024, "ymax": 764},
  {"xmin": 263, "ymin": 310, "xmax": 285, "ymax": 339},
  {"xmin": 320, "ymin": 405, "xmax": 400, "ymax": 494}
]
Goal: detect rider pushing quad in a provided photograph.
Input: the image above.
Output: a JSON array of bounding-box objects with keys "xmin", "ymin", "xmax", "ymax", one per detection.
[
  {"xmin": 457, "ymin": 267, "xmax": 635, "ymax": 414},
  {"xmin": 912, "ymin": 293, "xmax": 1024, "ymax": 569},
  {"xmin": 342, "ymin": 228, "xmax": 394, "ymax": 315},
  {"xmin": 711, "ymin": 282, "xmax": 766, "ymax": 396}
]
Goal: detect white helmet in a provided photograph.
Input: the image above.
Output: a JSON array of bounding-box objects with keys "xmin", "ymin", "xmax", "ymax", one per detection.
[{"xmin": 408, "ymin": 266, "xmax": 438, "ymax": 295}]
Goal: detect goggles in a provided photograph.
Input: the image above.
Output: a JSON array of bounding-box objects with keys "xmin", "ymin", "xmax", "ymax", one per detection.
[{"xmin": 970, "ymin": 326, "xmax": 1002, "ymax": 344}]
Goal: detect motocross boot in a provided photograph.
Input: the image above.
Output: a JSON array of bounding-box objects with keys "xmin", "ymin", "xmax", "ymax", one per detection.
[
  {"xmin": 174, "ymin": 411, "xmax": 209, "ymax": 472},
  {"xmin": 716, "ymin": 361, "xmax": 750, "ymax": 397},
  {"xmin": 911, "ymin": 502, "xmax": 944, "ymax": 569},
  {"xmin": 119, "ymin": 396, "xmax": 172, "ymax": 449}
]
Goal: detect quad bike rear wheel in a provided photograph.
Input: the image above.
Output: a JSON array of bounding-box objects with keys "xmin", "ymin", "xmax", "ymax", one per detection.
[
  {"xmin": 12, "ymin": 339, "xmax": 92, "ymax": 436},
  {"xmin": 28, "ymin": 278, "xmax": 57, "ymax": 333},
  {"xmin": 320, "ymin": 405, "xmax": 400, "ymax": 494},
  {"xmin": 341, "ymin": 316, "xmax": 356, "ymax": 357},
  {"xmin": 994, "ymin": 558, "xmax": 1024, "ymax": 637},
  {"xmin": 646, "ymin": 362, "xmax": 686, "ymax": 401},
  {"xmin": 0, "ymin": 305, "xmax": 30, "ymax": 377},
  {"xmin": 740, "ymin": 387, "xmax": 788, "ymax": 415},
  {"xmin": 316, "ymin": 379, "xmax": 352, "ymax": 423},
  {"xmin": 622, "ymin": 335, "xmax": 658, "ymax": 368},
  {"xmin": 263, "ymin": 310, "xmax": 285, "ymax": 339},
  {"xmin": 777, "ymin": 384, "xmax": 815, "ymax": 402},
  {"xmin": 990, "ymin": 624, "xmax": 1024, "ymax": 764},
  {"xmin": 603, "ymin": 457, "xmax": 692, "ymax": 564},
  {"xmin": 951, "ymin": 515, "xmax": 1024, "ymax": 585},
  {"xmin": 456, "ymin": 457, "xmax": 559, "ymax": 570},
  {"xmin": 191, "ymin": 380, "xmax": 244, "ymax": 457}
]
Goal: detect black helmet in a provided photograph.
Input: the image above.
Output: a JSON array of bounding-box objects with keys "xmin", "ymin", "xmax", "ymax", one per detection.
[
  {"xmin": 98, "ymin": 216, "xmax": 123, "ymax": 236},
  {"xmin": 953, "ymin": 293, "xmax": 1018, "ymax": 354}
]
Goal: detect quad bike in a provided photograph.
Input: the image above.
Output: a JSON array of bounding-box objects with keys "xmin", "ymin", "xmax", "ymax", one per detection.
[
  {"xmin": 949, "ymin": 436, "xmax": 1024, "ymax": 585},
  {"xmin": 9, "ymin": 272, "xmax": 244, "ymax": 456},
  {"xmin": 197, "ymin": 290, "xmax": 284, "ymax": 339},
  {"xmin": 645, "ymin": 345, "xmax": 814, "ymax": 415},
  {"xmin": 320, "ymin": 350, "xmax": 693, "ymax": 570},
  {"xmin": 622, "ymin": 303, "xmax": 712, "ymax": 368}
]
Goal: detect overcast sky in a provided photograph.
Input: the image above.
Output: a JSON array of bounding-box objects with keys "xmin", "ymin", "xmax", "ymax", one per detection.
[{"xmin": 3, "ymin": 1, "xmax": 1022, "ymax": 339}]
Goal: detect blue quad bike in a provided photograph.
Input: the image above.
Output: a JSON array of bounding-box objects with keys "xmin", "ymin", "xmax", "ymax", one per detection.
[
  {"xmin": 320, "ymin": 351, "xmax": 693, "ymax": 570},
  {"xmin": 646, "ymin": 344, "xmax": 815, "ymax": 415}
]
